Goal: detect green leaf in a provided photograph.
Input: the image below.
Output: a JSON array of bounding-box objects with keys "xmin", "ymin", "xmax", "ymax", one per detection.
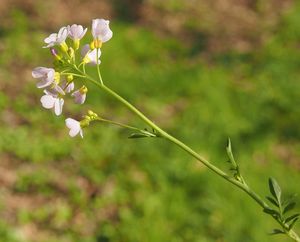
[
  {"xmin": 226, "ymin": 138, "xmax": 232, "ymax": 153},
  {"xmin": 283, "ymin": 202, "xmax": 296, "ymax": 214},
  {"xmin": 128, "ymin": 133, "xmax": 150, "ymax": 138},
  {"xmin": 288, "ymin": 217, "xmax": 299, "ymax": 230},
  {"xmin": 285, "ymin": 213, "xmax": 300, "ymax": 223},
  {"xmin": 263, "ymin": 208, "xmax": 280, "ymax": 217},
  {"xmin": 270, "ymin": 229, "xmax": 285, "ymax": 235},
  {"xmin": 266, "ymin": 196, "xmax": 279, "ymax": 207},
  {"xmin": 268, "ymin": 178, "xmax": 282, "ymax": 203}
]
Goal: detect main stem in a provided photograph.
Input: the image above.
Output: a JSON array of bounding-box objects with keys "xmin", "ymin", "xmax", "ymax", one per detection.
[{"xmin": 76, "ymin": 67, "xmax": 300, "ymax": 241}]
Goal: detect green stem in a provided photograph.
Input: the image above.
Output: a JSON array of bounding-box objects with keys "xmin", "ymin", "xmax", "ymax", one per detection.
[
  {"xmin": 96, "ymin": 48, "xmax": 103, "ymax": 85},
  {"xmin": 94, "ymin": 117, "xmax": 144, "ymax": 132},
  {"xmin": 74, "ymin": 67, "xmax": 300, "ymax": 242}
]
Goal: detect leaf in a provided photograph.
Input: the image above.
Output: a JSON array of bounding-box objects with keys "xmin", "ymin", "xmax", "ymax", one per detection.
[
  {"xmin": 270, "ymin": 229, "xmax": 285, "ymax": 235},
  {"xmin": 285, "ymin": 213, "xmax": 300, "ymax": 223},
  {"xmin": 226, "ymin": 138, "xmax": 232, "ymax": 153},
  {"xmin": 128, "ymin": 133, "xmax": 150, "ymax": 138},
  {"xmin": 268, "ymin": 178, "xmax": 282, "ymax": 203},
  {"xmin": 263, "ymin": 208, "xmax": 280, "ymax": 217},
  {"xmin": 266, "ymin": 196, "xmax": 279, "ymax": 207},
  {"xmin": 288, "ymin": 217, "xmax": 299, "ymax": 230},
  {"xmin": 283, "ymin": 202, "xmax": 296, "ymax": 214}
]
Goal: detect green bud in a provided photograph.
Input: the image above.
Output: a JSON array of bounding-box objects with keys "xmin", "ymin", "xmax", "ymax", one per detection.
[
  {"xmin": 67, "ymin": 74, "xmax": 73, "ymax": 82},
  {"xmin": 68, "ymin": 47, "xmax": 75, "ymax": 59},
  {"xmin": 80, "ymin": 119, "xmax": 90, "ymax": 128}
]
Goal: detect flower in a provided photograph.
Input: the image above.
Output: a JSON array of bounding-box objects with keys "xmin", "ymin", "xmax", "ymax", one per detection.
[
  {"xmin": 40, "ymin": 91, "xmax": 64, "ymax": 116},
  {"xmin": 62, "ymin": 81, "xmax": 75, "ymax": 93},
  {"xmin": 72, "ymin": 86, "xmax": 87, "ymax": 104},
  {"xmin": 44, "ymin": 26, "xmax": 68, "ymax": 49},
  {"xmin": 41, "ymin": 72, "xmax": 65, "ymax": 95},
  {"xmin": 81, "ymin": 44, "xmax": 101, "ymax": 65},
  {"xmin": 91, "ymin": 19, "xmax": 113, "ymax": 43},
  {"xmin": 65, "ymin": 118, "xmax": 83, "ymax": 138},
  {"xmin": 68, "ymin": 24, "xmax": 87, "ymax": 40},
  {"xmin": 32, "ymin": 67, "xmax": 55, "ymax": 88}
]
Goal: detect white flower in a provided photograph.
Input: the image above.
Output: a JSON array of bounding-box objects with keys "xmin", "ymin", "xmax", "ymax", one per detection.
[
  {"xmin": 44, "ymin": 26, "xmax": 68, "ymax": 48},
  {"xmin": 71, "ymin": 86, "xmax": 87, "ymax": 104},
  {"xmin": 68, "ymin": 24, "xmax": 87, "ymax": 40},
  {"xmin": 91, "ymin": 19, "xmax": 113, "ymax": 43},
  {"xmin": 81, "ymin": 44, "xmax": 101, "ymax": 65},
  {"xmin": 40, "ymin": 93, "xmax": 64, "ymax": 116},
  {"xmin": 65, "ymin": 118, "xmax": 83, "ymax": 138},
  {"xmin": 32, "ymin": 67, "xmax": 55, "ymax": 88}
]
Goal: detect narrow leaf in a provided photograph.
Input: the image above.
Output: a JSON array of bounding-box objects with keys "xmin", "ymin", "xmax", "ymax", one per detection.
[
  {"xmin": 270, "ymin": 229, "xmax": 285, "ymax": 235},
  {"xmin": 263, "ymin": 208, "xmax": 280, "ymax": 217},
  {"xmin": 128, "ymin": 133, "xmax": 150, "ymax": 138},
  {"xmin": 268, "ymin": 178, "xmax": 282, "ymax": 203},
  {"xmin": 283, "ymin": 202, "xmax": 296, "ymax": 214},
  {"xmin": 227, "ymin": 138, "xmax": 232, "ymax": 153},
  {"xmin": 288, "ymin": 217, "xmax": 299, "ymax": 230},
  {"xmin": 266, "ymin": 196, "xmax": 279, "ymax": 207},
  {"xmin": 285, "ymin": 213, "xmax": 300, "ymax": 223}
]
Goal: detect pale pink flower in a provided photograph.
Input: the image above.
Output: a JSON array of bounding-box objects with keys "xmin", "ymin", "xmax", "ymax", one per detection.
[
  {"xmin": 68, "ymin": 24, "xmax": 87, "ymax": 40},
  {"xmin": 81, "ymin": 44, "xmax": 101, "ymax": 65},
  {"xmin": 71, "ymin": 86, "xmax": 87, "ymax": 104},
  {"xmin": 40, "ymin": 92, "xmax": 64, "ymax": 116},
  {"xmin": 65, "ymin": 82, "xmax": 75, "ymax": 93},
  {"xmin": 65, "ymin": 118, "xmax": 83, "ymax": 138},
  {"xmin": 32, "ymin": 67, "xmax": 55, "ymax": 88},
  {"xmin": 44, "ymin": 26, "xmax": 68, "ymax": 48},
  {"xmin": 91, "ymin": 19, "xmax": 113, "ymax": 42}
]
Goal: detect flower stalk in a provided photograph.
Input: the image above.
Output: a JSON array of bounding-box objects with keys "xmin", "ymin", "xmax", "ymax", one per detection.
[{"xmin": 32, "ymin": 18, "xmax": 300, "ymax": 241}]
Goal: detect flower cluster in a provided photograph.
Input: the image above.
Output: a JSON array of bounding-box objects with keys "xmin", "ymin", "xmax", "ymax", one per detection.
[{"xmin": 32, "ymin": 19, "xmax": 113, "ymax": 137}]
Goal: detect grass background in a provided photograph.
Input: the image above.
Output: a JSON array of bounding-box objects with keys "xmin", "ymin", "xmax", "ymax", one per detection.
[{"xmin": 0, "ymin": 0, "xmax": 299, "ymax": 241}]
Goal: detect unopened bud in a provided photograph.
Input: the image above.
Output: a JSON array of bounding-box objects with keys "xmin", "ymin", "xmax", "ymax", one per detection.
[
  {"xmin": 68, "ymin": 47, "xmax": 75, "ymax": 59},
  {"xmin": 67, "ymin": 75, "xmax": 73, "ymax": 82},
  {"xmin": 50, "ymin": 48, "xmax": 62, "ymax": 61},
  {"xmin": 54, "ymin": 72, "xmax": 60, "ymax": 84}
]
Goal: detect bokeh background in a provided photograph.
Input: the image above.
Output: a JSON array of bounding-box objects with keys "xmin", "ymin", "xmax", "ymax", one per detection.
[{"xmin": 0, "ymin": 0, "xmax": 300, "ymax": 241}]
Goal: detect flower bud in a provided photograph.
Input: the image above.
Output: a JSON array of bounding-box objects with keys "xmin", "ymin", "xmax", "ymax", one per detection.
[
  {"xmin": 68, "ymin": 47, "xmax": 75, "ymax": 59},
  {"xmin": 50, "ymin": 48, "xmax": 62, "ymax": 61},
  {"xmin": 80, "ymin": 119, "xmax": 90, "ymax": 128},
  {"xmin": 67, "ymin": 74, "xmax": 73, "ymax": 82},
  {"xmin": 54, "ymin": 72, "xmax": 61, "ymax": 84}
]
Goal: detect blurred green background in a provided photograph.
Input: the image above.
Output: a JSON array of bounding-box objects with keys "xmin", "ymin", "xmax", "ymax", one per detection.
[{"xmin": 0, "ymin": 0, "xmax": 300, "ymax": 241}]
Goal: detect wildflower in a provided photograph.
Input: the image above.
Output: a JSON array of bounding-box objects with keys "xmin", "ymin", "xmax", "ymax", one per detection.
[
  {"xmin": 72, "ymin": 86, "xmax": 88, "ymax": 104},
  {"xmin": 43, "ymin": 72, "xmax": 65, "ymax": 95},
  {"xmin": 68, "ymin": 24, "xmax": 87, "ymax": 50},
  {"xmin": 91, "ymin": 19, "xmax": 113, "ymax": 48},
  {"xmin": 32, "ymin": 67, "xmax": 55, "ymax": 88},
  {"xmin": 81, "ymin": 44, "xmax": 101, "ymax": 65},
  {"xmin": 62, "ymin": 81, "xmax": 75, "ymax": 93},
  {"xmin": 40, "ymin": 91, "xmax": 64, "ymax": 116},
  {"xmin": 65, "ymin": 118, "xmax": 83, "ymax": 138},
  {"xmin": 44, "ymin": 26, "xmax": 69, "ymax": 52}
]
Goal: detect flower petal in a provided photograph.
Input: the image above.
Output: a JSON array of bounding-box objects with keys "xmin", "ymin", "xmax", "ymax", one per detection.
[
  {"xmin": 40, "ymin": 95, "xmax": 56, "ymax": 109},
  {"xmin": 65, "ymin": 118, "xmax": 81, "ymax": 137},
  {"xmin": 54, "ymin": 98, "xmax": 64, "ymax": 116}
]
